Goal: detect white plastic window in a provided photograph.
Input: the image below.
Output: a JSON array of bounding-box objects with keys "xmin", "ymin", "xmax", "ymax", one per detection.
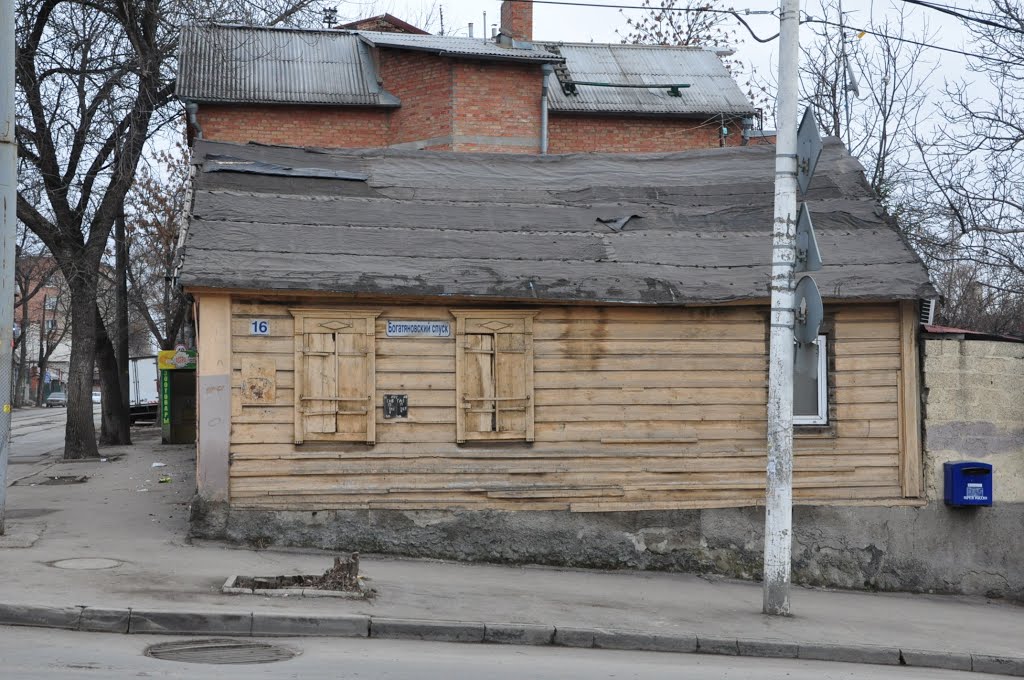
[{"xmin": 793, "ymin": 334, "xmax": 827, "ymax": 425}]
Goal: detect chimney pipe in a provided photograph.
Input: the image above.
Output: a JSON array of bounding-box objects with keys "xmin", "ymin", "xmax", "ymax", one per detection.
[
  {"xmin": 468, "ymin": 22, "xmax": 474, "ymax": 38},
  {"xmin": 500, "ymin": 0, "xmax": 533, "ymax": 42}
]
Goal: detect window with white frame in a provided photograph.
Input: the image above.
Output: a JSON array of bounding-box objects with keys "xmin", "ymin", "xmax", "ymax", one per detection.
[{"xmin": 793, "ymin": 334, "xmax": 827, "ymax": 425}]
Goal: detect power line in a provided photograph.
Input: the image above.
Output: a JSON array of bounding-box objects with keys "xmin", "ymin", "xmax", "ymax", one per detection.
[
  {"xmin": 898, "ymin": 1, "xmax": 1008, "ymax": 22},
  {"xmin": 808, "ymin": 17, "xmax": 1023, "ymax": 68},
  {"xmin": 502, "ymin": 0, "xmax": 1023, "ymax": 68},
  {"xmin": 899, "ymin": 0, "xmax": 1022, "ymax": 34},
  {"xmin": 501, "ymin": 0, "xmax": 774, "ymax": 17},
  {"xmin": 501, "ymin": 0, "xmax": 781, "ymax": 42}
]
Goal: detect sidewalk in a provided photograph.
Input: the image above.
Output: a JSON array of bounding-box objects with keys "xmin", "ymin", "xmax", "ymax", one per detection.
[{"xmin": 1, "ymin": 431, "xmax": 1022, "ymax": 675}]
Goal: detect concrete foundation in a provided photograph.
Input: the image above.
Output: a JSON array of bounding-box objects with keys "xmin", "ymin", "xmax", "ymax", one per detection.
[{"xmin": 191, "ymin": 499, "xmax": 1024, "ymax": 601}]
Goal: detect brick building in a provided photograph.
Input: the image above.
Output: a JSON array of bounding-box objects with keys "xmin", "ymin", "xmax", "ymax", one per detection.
[{"xmin": 176, "ymin": 0, "xmax": 763, "ymax": 153}]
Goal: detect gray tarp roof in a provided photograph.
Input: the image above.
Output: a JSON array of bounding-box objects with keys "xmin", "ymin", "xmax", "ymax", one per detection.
[
  {"xmin": 180, "ymin": 139, "xmax": 935, "ymax": 305},
  {"xmin": 544, "ymin": 43, "xmax": 755, "ymax": 117}
]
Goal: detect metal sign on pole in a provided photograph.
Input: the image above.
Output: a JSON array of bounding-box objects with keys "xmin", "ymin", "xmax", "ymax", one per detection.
[
  {"xmin": 794, "ymin": 277, "xmax": 824, "ymax": 344},
  {"xmin": 795, "ymin": 204, "xmax": 823, "ymax": 273},
  {"xmin": 0, "ymin": 0, "xmax": 18, "ymax": 535},
  {"xmin": 796, "ymin": 107, "xmax": 823, "ymax": 197}
]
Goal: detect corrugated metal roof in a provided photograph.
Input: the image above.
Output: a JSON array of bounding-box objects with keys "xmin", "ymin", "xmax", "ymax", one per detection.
[
  {"xmin": 180, "ymin": 138, "xmax": 936, "ymax": 305},
  {"xmin": 545, "ymin": 43, "xmax": 755, "ymax": 116},
  {"xmin": 177, "ymin": 25, "xmax": 399, "ymax": 106},
  {"xmin": 356, "ymin": 31, "xmax": 562, "ymax": 62}
]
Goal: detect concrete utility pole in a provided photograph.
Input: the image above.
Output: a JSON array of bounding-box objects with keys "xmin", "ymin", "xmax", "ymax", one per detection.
[
  {"xmin": 763, "ymin": 0, "xmax": 801, "ymax": 616},
  {"xmin": 0, "ymin": 0, "xmax": 17, "ymax": 534}
]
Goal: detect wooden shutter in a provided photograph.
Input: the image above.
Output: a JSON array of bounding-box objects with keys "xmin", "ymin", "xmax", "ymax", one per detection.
[
  {"xmin": 453, "ymin": 311, "xmax": 536, "ymax": 443},
  {"xmin": 290, "ymin": 309, "xmax": 381, "ymax": 444}
]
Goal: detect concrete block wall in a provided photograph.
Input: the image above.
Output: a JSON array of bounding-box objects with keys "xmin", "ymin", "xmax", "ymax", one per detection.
[{"xmin": 922, "ymin": 338, "xmax": 1024, "ymax": 502}]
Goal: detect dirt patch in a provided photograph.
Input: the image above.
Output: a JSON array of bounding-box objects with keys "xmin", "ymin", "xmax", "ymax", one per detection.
[{"xmin": 227, "ymin": 553, "xmax": 374, "ymax": 598}]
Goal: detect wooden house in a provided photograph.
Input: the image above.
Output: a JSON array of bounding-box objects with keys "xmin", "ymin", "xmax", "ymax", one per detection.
[{"xmin": 180, "ymin": 138, "xmax": 936, "ymax": 558}]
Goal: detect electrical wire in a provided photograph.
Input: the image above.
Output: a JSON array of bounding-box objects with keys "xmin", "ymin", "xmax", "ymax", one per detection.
[
  {"xmin": 500, "ymin": 0, "xmax": 775, "ymax": 16},
  {"xmin": 806, "ymin": 17, "xmax": 1023, "ymax": 67},
  {"xmin": 501, "ymin": 0, "xmax": 781, "ymax": 42},
  {"xmin": 899, "ymin": 0, "xmax": 1022, "ymax": 33},
  {"xmin": 503, "ymin": 0, "xmax": 1021, "ymax": 67},
  {"xmin": 898, "ymin": 1, "xmax": 1010, "ymax": 22}
]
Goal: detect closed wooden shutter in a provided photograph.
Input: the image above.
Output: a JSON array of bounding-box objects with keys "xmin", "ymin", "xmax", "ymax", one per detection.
[
  {"xmin": 290, "ymin": 310, "xmax": 381, "ymax": 444},
  {"xmin": 454, "ymin": 311, "xmax": 536, "ymax": 443}
]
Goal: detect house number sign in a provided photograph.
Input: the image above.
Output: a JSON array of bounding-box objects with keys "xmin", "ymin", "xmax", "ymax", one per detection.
[
  {"xmin": 386, "ymin": 320, "xmax": 451, "ymax": 338},
  {"xmin": 249, "ymin": 320, "xmax": 270, "ymax": 335}
]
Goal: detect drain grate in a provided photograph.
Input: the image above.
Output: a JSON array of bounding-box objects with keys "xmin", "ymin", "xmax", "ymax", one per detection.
[{"xmin": 145, "ymin": 639, "xmax": 296, "ymax": 665}]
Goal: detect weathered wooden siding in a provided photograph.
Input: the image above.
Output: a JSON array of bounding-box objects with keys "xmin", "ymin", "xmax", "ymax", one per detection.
[{"xmin": 228, "ymin": 300, "xmax": 916, "ymax": 511}]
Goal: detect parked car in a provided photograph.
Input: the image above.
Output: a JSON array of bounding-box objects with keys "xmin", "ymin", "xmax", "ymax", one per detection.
[
  {"xmin": 45, "ymin": 392, "xmax": 67, "ymax": 408},
  {"xmin": 92, "ymin": 391, "xmax": 101, "ymax": 404}
]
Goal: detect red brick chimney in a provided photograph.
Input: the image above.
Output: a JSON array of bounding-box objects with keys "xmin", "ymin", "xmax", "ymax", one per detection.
[{"xmin": 500, "ymin": 0, "xmax": 533, "ymax": 42}]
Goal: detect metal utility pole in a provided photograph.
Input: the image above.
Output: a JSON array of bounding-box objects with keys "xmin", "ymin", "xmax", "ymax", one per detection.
[
  {"xmin": 763, "ymin": 0, "xmax": 801, "ymax": 616},
  {"xmin": 0, "ymin": 0, "xmax": 18, "ymax": 535}
]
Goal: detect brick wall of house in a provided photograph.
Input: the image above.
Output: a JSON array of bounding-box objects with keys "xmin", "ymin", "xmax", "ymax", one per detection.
[
  {"xmin": 547, "ymin": 116, "xmax": 754, "ymax": 154},
  {"xmin": 451, "ymin": 60, "xmax": 542, "ymax": 154},
  {"xmin": 378, "ymin": 49, "xmax": 454, "ymax": 148},
  {"xmin": 196, "ymin": 105, "xmax": 390, "ymax": 148}
]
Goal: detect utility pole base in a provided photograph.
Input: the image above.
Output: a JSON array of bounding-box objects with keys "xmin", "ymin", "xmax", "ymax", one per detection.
[{"xmin": 762, "ymin": 578, "xmax": 792, "ymax": 616}]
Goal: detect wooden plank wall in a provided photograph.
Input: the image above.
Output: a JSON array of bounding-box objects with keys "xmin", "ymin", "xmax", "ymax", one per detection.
[{"xmin": 228, "ymin": 300, "xmax": 910, "ymax": 511}]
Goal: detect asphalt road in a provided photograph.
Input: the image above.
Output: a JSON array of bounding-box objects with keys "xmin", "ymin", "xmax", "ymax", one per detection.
[
  {"xmin": 9, "ymin": 406, "xmax": 99, "ymax": 463},
  {"xmin": 0, "ymin": 628, "xmax": 987, "ymax": 680}
]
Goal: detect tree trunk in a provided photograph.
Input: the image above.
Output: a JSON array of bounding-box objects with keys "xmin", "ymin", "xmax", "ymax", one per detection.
[
  {"xmin": 64, "ymin": 286, "xmax": 100, "ymax": 459},
  {"xmin": 96, "ymin": 307, "xmax": 130, "ymax": 446}
]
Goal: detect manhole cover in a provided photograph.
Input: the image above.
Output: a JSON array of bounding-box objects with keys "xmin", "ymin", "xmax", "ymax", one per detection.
[
  {"xmin": 50, "ymin": 558, "xmax": 122, "ymax": 570},
  {"xmin": 145, "ymin": 639, "xmax": 296, "ymax": 665},
  {"xmin": 36, "ymin": 475, "xmax": 88, "ymax": 485}
]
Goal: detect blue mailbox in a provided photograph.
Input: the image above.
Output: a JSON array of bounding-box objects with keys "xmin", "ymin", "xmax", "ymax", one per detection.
[{"xmin": 944, "ymin": 462, "xmax": 993, "ymax": 507}]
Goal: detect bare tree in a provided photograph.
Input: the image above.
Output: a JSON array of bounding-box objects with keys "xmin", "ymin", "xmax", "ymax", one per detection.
[
  {"xmin": 618, "ymin": 0, "xmax": 739, "ymax": 47},
  {"xmin": 915, "ymin": 2, "xmax": 1024, "ymax": 293},
  {"xmin": 15, "ymin": 0, "xmax": 321, "ymax": 458},
  {"xmin": 800, "ymin": 2, "xmax": 935, "ymax": 206},
  {"xmin": 892, "ymin": 1, "xmax": 1023, "ymax": 334},
  {"xmin": 124, "ymin": 142, "xmax": 192, "ymax": 351}
]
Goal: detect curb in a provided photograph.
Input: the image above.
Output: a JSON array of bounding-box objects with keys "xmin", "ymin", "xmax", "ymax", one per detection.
[{"xmin": 1, "ymin": 602, "xmax": 1021, "ymax": 676}]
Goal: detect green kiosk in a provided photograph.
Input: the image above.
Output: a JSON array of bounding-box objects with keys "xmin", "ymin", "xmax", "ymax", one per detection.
[{"xmin": 158, "ymin": 346, "xmax": 197, "ymax": 444}]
